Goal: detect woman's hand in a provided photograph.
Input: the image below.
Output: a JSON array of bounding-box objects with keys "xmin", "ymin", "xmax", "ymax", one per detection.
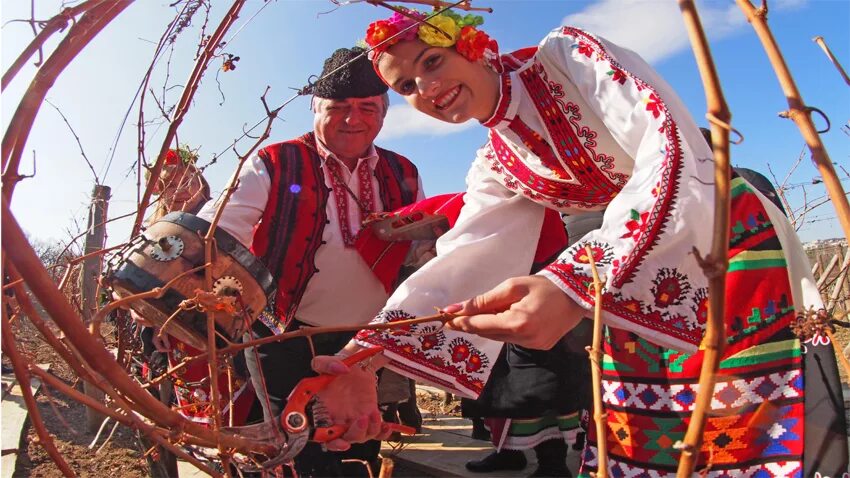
[
  {"xmin": 310, "ymin": 355, "xmax": 393, "ymax": 451},
  {"xmin": 443, "ymin": 275, "xmax": 587, "ymax": 350}
]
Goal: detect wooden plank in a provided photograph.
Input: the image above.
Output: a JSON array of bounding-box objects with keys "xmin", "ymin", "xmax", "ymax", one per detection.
[
  {"xmin": 381, "ymin": 414, "xmax": 581, "ymax": 477},
  {"xmin": 828, "ymin": 251, "xmax": 850, "ymax": 309},
  {"xmin": 817, "ymin": 253, "xmax": 840, "ymax": 288},
  {"xmin": 176, "ymin": 459, "xmax": 211, "ymax": 477},
  {"xmin": 1, "ymin": 364, "xmax": 50, "ymax": 477}
]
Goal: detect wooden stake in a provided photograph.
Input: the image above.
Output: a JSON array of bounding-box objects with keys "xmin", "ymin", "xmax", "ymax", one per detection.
[
  {"xmin": 79, "ymin": 184, "xmax": 110, "ymax": 432},
  {"xmin": 827, "ymin": 251, "xmax": 850, "ymax": 311}
]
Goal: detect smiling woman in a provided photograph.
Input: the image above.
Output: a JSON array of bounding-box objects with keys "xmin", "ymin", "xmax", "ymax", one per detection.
[
  {"xmin": 309, "ymin": 6, "xmax": 850, "ymax": 478},
  {"xmin": 376, "ymin": 42, "xmax": 500, "ymax": 124}
]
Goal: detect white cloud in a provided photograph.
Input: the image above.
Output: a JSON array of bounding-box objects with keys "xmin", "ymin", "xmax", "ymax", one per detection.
[
  {"xmin": 773, "ymin": 0, "xmax": 807, "ymax": 10},
  {"xmin": 561, "ymin": 0, "xmax": 805, "ymax": 64},
  {"xmin": 377, "ymin": 103, "xmax": 476, "ymax": 141}
]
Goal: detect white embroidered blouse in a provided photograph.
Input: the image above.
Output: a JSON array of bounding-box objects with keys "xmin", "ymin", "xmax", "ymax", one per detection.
[{"xmin": 354, "ymin": 26, "xmax": 816, "ymax": 398}]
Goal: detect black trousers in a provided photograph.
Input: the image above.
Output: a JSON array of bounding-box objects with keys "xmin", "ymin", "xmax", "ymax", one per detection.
[{"xmin": 243, "ymin": 319, "xmax": 380, "ymax": 477}]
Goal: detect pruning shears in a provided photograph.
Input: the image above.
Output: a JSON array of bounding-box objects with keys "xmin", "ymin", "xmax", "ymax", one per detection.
[
  {"xmin": 226, "ymin": 346, "xmax": 417, "ymax": 469},
  {"xmin": 281, "ymin": 346, "xmax": 417, "ymax": 443}
]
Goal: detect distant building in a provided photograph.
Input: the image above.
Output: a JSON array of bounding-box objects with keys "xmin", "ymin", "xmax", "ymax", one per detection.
[{"xmin": 803, "ymin": 238, "xmax": 847, "ymax": 251}]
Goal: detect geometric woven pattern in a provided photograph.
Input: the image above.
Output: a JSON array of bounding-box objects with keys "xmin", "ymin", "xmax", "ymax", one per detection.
[
  {"xmin": 578, "ymin": 444, "xmax": 803, "ymax": 477},
  {"xmin": 601, "ymin": 369, "xmax": 802, "ymax": 412}
]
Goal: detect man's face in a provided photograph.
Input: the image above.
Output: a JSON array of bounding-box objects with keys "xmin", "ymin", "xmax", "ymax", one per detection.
[{"xmin": 313, "ymin": 96, "xmax": 385, "ymax": 161}]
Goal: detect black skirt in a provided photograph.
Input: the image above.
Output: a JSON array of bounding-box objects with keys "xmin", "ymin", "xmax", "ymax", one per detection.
[{"xmin": 462, "ymin": 320, "xmax": 593, "ymax": 419}]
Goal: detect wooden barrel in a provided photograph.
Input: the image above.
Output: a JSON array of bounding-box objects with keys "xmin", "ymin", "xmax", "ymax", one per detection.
[{"xmin": 105, "ymin": 212, "xmax": 274, "ymax": 350}]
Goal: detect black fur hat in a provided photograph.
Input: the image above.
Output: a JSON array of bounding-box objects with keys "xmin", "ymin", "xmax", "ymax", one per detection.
[{"xmin": 312, "ymin": 47, "xmax": 388, "ymax": 99}]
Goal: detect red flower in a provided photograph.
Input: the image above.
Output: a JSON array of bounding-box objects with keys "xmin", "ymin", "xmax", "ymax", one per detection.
[
  {"xmin": 420, "ymin": 334, "xmax": 439, "ymax": 350},
  {"xmin": 645, "ymin": 93, "xmax": 662, "ymax": 119},
  {"xmin": 653, "ymin": 276, "xmax": 682, "ymax": 308},
  {"xmin": 451, "ymin": 343, "xmax": 470, "ymax": 362},
  {"xmin": 466, "ymin": 353, "xmax": 483, "ymax": 373},
  {"xmin": 429, "ymin": 356, "xmax": 448, "ymax": 369},
  {"xmin": 164, "ymin": 149, "xmax": 181, "ymax": 166},
  {"xmin": 609, "ymin": 69, "xmax": 626, "ymax": 85},
  {"xmin": 456, "ymin": 26, "xmax": 491, "ymax": 62},
  {"xmin": 573, "ymin": 245, "xmax": 605, "ymax": 264},
  {"xmin": 366, "ymin": 20, "xmax": 400, "ymax": 50},
  {"xmin": 621, "ymin": 209, "xmax": 650, "ymax": 241},
  {"xmin": 576, "ymin": 41, "xmax": 593, "ymax": 58},
  {"xmin": 695, "ymin": 297, "xmax": 708, "ymax": 324}
]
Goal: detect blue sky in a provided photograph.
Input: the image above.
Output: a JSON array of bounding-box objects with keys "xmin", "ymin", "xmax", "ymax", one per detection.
[{"xmin": 2, "ymin": 0, "xmax": 849, "ymax": 247}]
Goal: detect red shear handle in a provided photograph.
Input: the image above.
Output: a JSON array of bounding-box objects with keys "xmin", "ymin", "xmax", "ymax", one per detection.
[
  {"xmin": 339, "ymin": 346, "xmax": 385, "ymax": 368},
  {"xmin": 314, "ymin": 423, "xmax": 417, "ymax": 443},
  {"xmin": 282, "ymin": 347, "xmax": 386, "ymax": 435}
]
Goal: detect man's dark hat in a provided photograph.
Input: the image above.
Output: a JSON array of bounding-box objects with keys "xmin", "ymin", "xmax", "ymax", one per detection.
[{"xmin": 312, "ymin": 47, "xmax": 388, "ymax": 99}]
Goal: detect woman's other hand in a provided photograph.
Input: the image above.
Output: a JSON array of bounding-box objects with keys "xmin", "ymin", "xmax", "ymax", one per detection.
[
  {"xmin": 443, "ymin": 275, "xmax": 586, "ymax": 350},
  {"xmin": 310, "ymin": 355, "xmax": 392, "ymax": 451}
]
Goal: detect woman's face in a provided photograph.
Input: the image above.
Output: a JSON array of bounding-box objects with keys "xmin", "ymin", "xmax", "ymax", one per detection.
[
  {"xmin": 154, "ymin": 164, "xmax": 203, "ymax": 205},
  {"xmin": 377, "ymin": 39, "xmax": 500, "ymax": 124}
]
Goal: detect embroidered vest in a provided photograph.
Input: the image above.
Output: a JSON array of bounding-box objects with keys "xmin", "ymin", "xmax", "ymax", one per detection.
[{"xmin": 250, "ymin": 132, "xmax": 419, "ymax": 326}]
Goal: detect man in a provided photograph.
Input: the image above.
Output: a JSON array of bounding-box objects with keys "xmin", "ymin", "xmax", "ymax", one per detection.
[{"xmin": 196, "ymin": 47, "xmax": 422, "ymax": 477}]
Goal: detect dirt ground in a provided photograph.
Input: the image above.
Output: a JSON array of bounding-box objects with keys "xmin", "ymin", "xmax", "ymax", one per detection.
[{"xmin": 7, "ymin": 318, "xmax": 149, "ymax": 478}]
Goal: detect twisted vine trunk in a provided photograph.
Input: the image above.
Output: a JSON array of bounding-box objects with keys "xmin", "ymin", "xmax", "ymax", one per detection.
[{"xmin": 676, "ymin": 1, "xmax": 731, "ymax": 476}]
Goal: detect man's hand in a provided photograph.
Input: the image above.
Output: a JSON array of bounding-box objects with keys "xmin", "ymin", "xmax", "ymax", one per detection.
[
  {"xmin": 443, "ymin": 275, "xmax": 587, "ymax": 350},
  {"xmin": 310, "ymin": 355, "xmax": 393, "ymax": 451}
]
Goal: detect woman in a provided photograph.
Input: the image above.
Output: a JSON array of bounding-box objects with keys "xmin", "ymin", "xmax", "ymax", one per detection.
[
  {"xmin": 313, "ymin": 9, "xmax": 848, "ymax": 477},
  {"xmin": 139, "ymin": 147, "xmax": 256, "ymax": 428},
  {"xmin": 147, "ymin": 147, "xmax": 211, "ymax": 222}
]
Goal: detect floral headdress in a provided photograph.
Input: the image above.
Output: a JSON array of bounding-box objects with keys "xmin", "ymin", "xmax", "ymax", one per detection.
[
  {"xmin": 145, "ymin": 145, "xmax": 200, "ymax": 185},
  {"xmin": 164, "ymin": 146, "xmax": 199, "ymax": 166},
  {"xmin": 365, "ymin": 8, "xmax": 498, "ymax": 65}
]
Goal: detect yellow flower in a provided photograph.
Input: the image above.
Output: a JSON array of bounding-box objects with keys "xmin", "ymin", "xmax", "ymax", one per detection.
[{"xmin": 418, "ymin": 15, "xmax": 460, "ymax": 47}]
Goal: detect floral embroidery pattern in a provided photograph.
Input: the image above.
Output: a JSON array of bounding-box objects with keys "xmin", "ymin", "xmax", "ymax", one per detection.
[
  {"xmin": 547, "ymin": 261, "xmax": 703, "ymax": 336},
  {"xmin": 356, "ymin": 309, "xmax": 490, "ymax": 393},
  {"xmin": 571, "ymin": 240, "xmax": 614, "ymax": 266},
  {"xmin": 608, "ymin": 68, "xmax": 627, "ymax": 85},
  {"xmin": 325, "ymin": 159, "xmax": 375, "ymax": 247},
  {"xmin": 559, "ymin": 26, "xmax": 684, "ymax": 287},
  {"xmin": 575, "ymin": 41, "xmax": 594, "ymax": 58},
  {"xmin": 525, "ymin": 62, "xmax": 627, "ymax": 194},
  {"xmin": 690, "ymin": 288, "xmax": 709, "ymax": 325},
  {"xmin": 650, "ymin": 268, "xmax": 693, "ymax": 309},
  {"xmin": 644, "ymin": 93, "xmax": 663, "ymax": 119},
  {"xmin": 621, "ymin": 209, "xmax": 650, "ymax": 241},
  {"xmin": 485, "ymin": 139, "xmax": 568, "ymax": 207}
]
